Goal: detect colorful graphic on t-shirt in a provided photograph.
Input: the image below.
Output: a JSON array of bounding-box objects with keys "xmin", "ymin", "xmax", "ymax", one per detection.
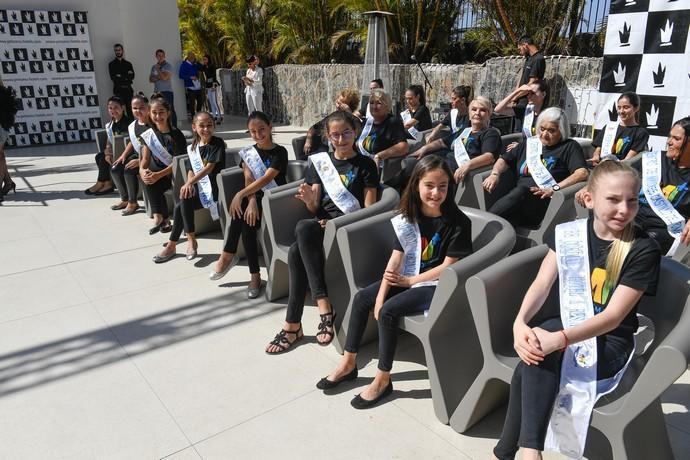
[
  {"xmin": 519, "ymin": 156, "xmax": 557, "ymax": 177},
  {"xmin": 263, "ymin": 157, "xmax": 271, "ymax": 168},
  {"xmin": 613, "ymin": 135, "xmax": 631, "ymax": 157},
  {"xmin": 640, "ymin": 181, "xmax": 689, "ymax": 208},
  {"xmin": 590, "ymin": 267, "xmax": 612, "ymax": 313},
  {"xmin": 420, "ymin": 232, "xmax": 441, "ymax": 269},
  {"xmin": 361, "ymin": 133, "xmax": 377, "ymax": 154},
  {"xmin": 339, "ymin": 168, "xmax": 356, "ymax": 188}
]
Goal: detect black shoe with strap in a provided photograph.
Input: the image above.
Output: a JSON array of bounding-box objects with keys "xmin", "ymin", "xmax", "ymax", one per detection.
[
  {"xmin": 316, "ymin": 311, "xmax": 336, "ymax": 346},
  {"xmin": 265, "ymin": 325, "xmax": 303, "ymax": 355}
]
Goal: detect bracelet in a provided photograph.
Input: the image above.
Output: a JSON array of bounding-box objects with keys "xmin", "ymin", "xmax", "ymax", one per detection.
[
  {"xmin": 490, "ymin": 171, "xmax": 499, "ymax": 176},
  {"xmin": 559, "ymin": 330, "xmax": 569, "ymax": 352}
]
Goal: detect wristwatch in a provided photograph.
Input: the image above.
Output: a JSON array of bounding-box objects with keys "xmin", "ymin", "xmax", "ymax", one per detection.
[{"xmin": 552, "ymin": 184, "xmax": 561, "ymax": 192}]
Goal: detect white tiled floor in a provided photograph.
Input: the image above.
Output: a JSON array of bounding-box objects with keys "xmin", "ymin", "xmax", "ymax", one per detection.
[{"xmin": 1, "ymin": 116, "xmax": 688, "ymax": 459}]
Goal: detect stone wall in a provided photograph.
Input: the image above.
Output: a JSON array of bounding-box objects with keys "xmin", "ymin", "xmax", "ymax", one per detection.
[{"xmin": 220, "ymin": 56, "xmax": 603, "ymax": 129}]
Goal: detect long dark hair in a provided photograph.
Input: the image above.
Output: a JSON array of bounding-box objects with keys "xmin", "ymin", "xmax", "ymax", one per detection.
[
  {"xmin": 407, "ymin": 84, "xmax": 426, "ymax": 106},
  {"xmin": 672, "ymin": 116, "xmax": 690, "ymax": 163},
  {"xmin": 247, "ymin": 110, "xmax": 273, "ymax": 142},
  {"xmin": 149, "ymin": 93, "xmax": 172, "ymax": 131},
  {"xmin": 398, "ymin": 155, "xmax": 463, "ymax": 224},
  {"xmin": 619, "ymin": 91, "xmax": 641, "ymax": 123},
  {"xmin": 191, "ymin": 111, "xmax": 214, "ymax": 149}
]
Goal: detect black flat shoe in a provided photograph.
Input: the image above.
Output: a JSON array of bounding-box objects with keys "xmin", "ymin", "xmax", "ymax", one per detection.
[
  {"xmin": 94, "ymin": 187, "xmax": 115, "ymax": 196},
  {"xmin": 149, "ymin": 223, "xmax": 162, "ymax": 235},
  {"xmin": 84, "ymin": 187, "xmax": 96, "ymax": 195},
  {"xmin": 350, "ymin": 381, "xmax": 393, "ymax": 409},
  {"xmin": 160, "ymin": 222, "xmax": 172, "ymax": 233},
  {"xmin": 316, "ymin": 367, "xmax": 358, "ymax": 390}
]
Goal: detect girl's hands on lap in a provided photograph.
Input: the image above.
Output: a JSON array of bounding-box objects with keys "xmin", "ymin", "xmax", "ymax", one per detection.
[
  {"xmin": 513, "ymin": 321, "xmax": 544, "ymax": 365},
  {"xmin": 383, "ymin": 270, "xmax": 412, "ymax": 288},
  {"xmin": 244, "ymin": 198, "xmax": 259, "ymax": 226},
  {"xmin": 531, "ymin": 327, "xmax": 565, "ymax": 356},
  {"xmin": 530, "ymin": 186, "xmax": 554, "ymax": 199},
  {"xmin": 482, "ymin": 174, "xmax": 499, "ymax": 193},
  {"xmin": 141, "ymin": 169, "xmax": 155, "ymax": 185},
  {"xmin": 454, "ymin": 163, "xmax": 470, "ymax": 183},
  {"xmin": 125, "ymin": 158, "xmax": 139, "ymax": 169},
  {"xmin": 180, "ymin": 183, "xmax": 195, "ymax": 200},
  {"xmin": 295, "ymin": 183, "xmax": 315, "ymax": 205},
  {"xmin": 230, "ymin": 193, "xmax": 244, "ymax": 219}
]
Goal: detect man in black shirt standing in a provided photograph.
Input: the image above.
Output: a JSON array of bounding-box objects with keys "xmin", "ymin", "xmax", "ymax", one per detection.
[
  {"xmin": 512, "ymin": 35, "xmax": 546, "ymax": 130},
  {"xmin": 108, "ymin": 44, "xmax": 135, "ymax": 116}
]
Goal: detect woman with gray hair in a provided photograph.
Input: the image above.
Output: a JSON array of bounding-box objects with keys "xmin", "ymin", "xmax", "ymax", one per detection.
[
  {"xmin": 357, "ymin": 88, "xmax": 408, "ymax": 166},
  {"xmin": 483, "ymin": 107, "xmax": 588, "ymax": 228}
]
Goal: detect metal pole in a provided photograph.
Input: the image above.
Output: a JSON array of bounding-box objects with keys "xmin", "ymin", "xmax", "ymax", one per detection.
[{"xmin": 373, "ymin": 16, "xmax": 379, "ymax": 80}]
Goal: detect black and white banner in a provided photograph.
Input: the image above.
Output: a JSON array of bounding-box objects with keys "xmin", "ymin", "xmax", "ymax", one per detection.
[
  {"xmin": 596, "ymin": 0, "xmax": 690, "ymax": 150},
  {"xmin": 0, "ymin": 9, "xmax": 100, "ymax": 147}
]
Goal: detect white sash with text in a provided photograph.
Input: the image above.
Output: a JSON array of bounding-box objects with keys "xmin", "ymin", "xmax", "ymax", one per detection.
[
  {"xmin": 239, "ymin": 146, "xmax": 277, "ymax": 190},
  {"xmin": 187, "ymin": 144, "xmax": 219, "ymax": 221},
  {"xmin": 309, "ymin": 152, "xmax": 361, "ymax": 214}
]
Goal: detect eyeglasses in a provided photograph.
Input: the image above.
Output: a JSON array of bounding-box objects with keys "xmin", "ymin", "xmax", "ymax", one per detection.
[{"xmin": 329, "ymin": 130, "xmax": 355, "ymax": 141}]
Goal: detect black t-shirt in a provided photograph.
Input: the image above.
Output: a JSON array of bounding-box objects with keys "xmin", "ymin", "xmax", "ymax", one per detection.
[
  {"xmin": 200, "ymin": 64, "xmax": 217, "ymax": 87},
  {"xmin": 516, "ymin": 52, "xmax": 546, "ymax": 108},
  {"xmin": 304, "ymin": 152, "xmax": 380, "ymax": 219},
  {"xmin": 359, "ymin": 114, "xmax": 407, "ymax": 155},
  {"xmin": 111, "ymin": 115, "xmax": 133, "ymax": 135},
  {"xmin": 633, "ymin": 153, "xmax": 690, "ymax": 246},
  {"xmin": 141, "ymin": 127, "xmax": 187, "ymax": 171},
  {"xmin": 444, "ymin": 126, "xmax": 502, "ymax": 165},
  {"xmin": 502, "ymin": 138, "xmax": 586, "ymax": 185},
  {"xmin": 440, "ymin": 110, "xmax": 469, "ymax": 131},
  {"xmin": 125, "ymin": 120, "xmax": 150, "ymax": 160},
  {"xmin": 410, "ymin": 105, "xmax": 432, "ymax": 131},
  {"xmin": 592, "ymin": 125, "xmax": 649, "ymax": 160},
  {"xmin": 546, "ymin": 218, "xmax": 660, "ymax": 343},
  {"xmin": 239, "ymin": 144, "xmax": 289, "ymax": 199},
  {"xmin": 392, "ymin": 211, "xmax": 473, "ymax": 273}
]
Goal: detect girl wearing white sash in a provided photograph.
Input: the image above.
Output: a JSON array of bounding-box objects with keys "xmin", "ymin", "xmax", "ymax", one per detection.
[
  {"xmin": 265, "ymin": 111, "xmax": 379, "ymax": 354},
  {"xmin": 110, "ymin": 94, "xmax": 150, "ymax": 215},
  {"xmin": 139, "ymin": 95, "xmax": 187, "ymax": 235},
  {"xmin": 317, "ymin": 156, "xmax": 472, "ymax": 408},
  {"xmin": 632, "ymin": 117, "xmax": 690, "ymax": 253},
  {"xmin": 483, "ymin": 108, "xmax": 588, "ymax": 228},
  {"xmin": 209, "ymin": 112, "xmax": 288, "ymax": 299},
  {"xmin": 589, "ymin": 92, "xmax": 648, "ymax": 166},
  {"xmin": 357, "ymin": 89, "xmax": 408, "ymax": 166},
  {"xmin": 402, "ymin": 84, "xmax": 432, "ymax": 138},
  {"xmin": 408, "ymin": 97, "xmax": 500, "ymax": 185},
  {"xmin": 494, "ymin": 80, "xmax": 548, "ymax": 149},
  {"xmin": 85, "ymin": 96, "xmax": 132, "ymax": 196},
  {"xmin": 153, "ymin": 112, "xmax": 225, "ymax": 263},
  {"xmin": 493, "ymin": 160, "xmax": 660, "ymax": 460}
]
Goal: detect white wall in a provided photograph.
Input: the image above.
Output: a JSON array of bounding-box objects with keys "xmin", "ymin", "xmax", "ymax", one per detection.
[{"xmin": 1, "ymin": 0, "xmax": 187, "ymax": 120}]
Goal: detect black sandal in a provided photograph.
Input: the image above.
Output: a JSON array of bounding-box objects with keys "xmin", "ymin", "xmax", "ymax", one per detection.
[
  {"xmin": 316, "ymin": 311, "xmax": 336, "ymax": 346},
  {"xmin": 265, "ymin": 325, "xmax": 303, "ymax": 355}
]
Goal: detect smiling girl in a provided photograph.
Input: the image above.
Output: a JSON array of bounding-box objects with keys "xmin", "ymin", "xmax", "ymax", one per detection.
[
  {"xmin": 590, "ymin": 92, "xmax": 649, "ymax": 165},
  {"xmin": 316, "ymin": 155, "xmax": 472, "ymax": 408}
]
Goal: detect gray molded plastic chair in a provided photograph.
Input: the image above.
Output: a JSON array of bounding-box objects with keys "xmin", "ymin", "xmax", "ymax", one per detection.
[
  {"xmin": 473, "ymin": 172, "xmax": 585, "ymax": 251},
  {"xmin": 450, "ymin": 245, "xmax": 690, "ymax": 460},
  {"xmin": 332, "ymin": 207, "xmax": 515, "ymax": 424},
  {"xmin": 95, "ymin": 129, "xmax": 107, "ymax": 152},
  {"xmin": 261, "ymin": 185, "xmax": 399, "ymax": 301},
  {"xmin": 217, "ymin": 159, "xmax": 308, "ymax": 261}
]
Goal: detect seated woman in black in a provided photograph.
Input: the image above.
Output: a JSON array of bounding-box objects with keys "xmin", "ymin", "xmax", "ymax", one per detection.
[
  {"xmin": 401, "ymin": 84, "xmax": 432, "ymax": 139},
  {"xmin": 139, "ymin": 94, "xmax": 187, "ymax": 235},
  {"xmin": 85, "ymin": 96, "xmax": 132, "ymax": 195},
  {"xmin": 632, "ymin": 117, "xmax": 690, "ymax": 254},
  {"xmin": 316, "ymin": 155, "xmax": 472, "ymax": 408},
  {"xmin": 265, "ymin": 111, "xmax": 379, "ymax": 354},
  {"xmin": 492, "ymin": 160, "xmax": 660, "ymax": 460},
  {"xmin": 209, "ymin": 111, "xmax": 288, "ymax": 299},
  {"xmin": 110, "ymin": 94, "xmax": 150, "ymax": 215},
  {"xmin": 302, "ymin": 88, "xmax": 361, "ymax": 159},
  {"xmin": 357, "ymin": 89, "xmax": 409, "ymax": 167},
  {"xmin": 589, "ymin": 92, "xmax": 648, "ymax": 165},
  {"xmin": 153, "ymin": 111, "xmax": 224, "ymax": 262},
  {"xmin": 483, "ymin": 107, "xmax": 588, "ymax": 229}
]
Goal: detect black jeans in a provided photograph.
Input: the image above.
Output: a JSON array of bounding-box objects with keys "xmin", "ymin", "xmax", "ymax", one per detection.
[
  {"xmin": 95, "ymin": 152, "xmax": 111, "ymax": 182},
  {"xmin": 169, "ymin": 190, "xmax": 203, "ymax": 241},
  {"xmin": 493, "ymin": 317, "xmax": 632, "ymax": 459},
  {"xmin": 111, "ymin": 159, "xmax": 139, "ymax": 203},
  {"xmin": 144, "ymin": 175, "xmax": 172, "ymax": 219},
  {"xmin": 489, "ymin": 182, "xmax": 549, "ymax": 229},
  {"xmin": 285, "ymin": 219, "xmax": 327, "ymax": 323},
  {"xmin": 185, "ymin": 89, "xmax": 203, "ymax": 116},
  {"xmin": 223, "ymin": 197, "xmax": 262, "ymax": 274},
  {"xmin": 344, "ymin": 281, "xmax": 435, "ymax": 371}
]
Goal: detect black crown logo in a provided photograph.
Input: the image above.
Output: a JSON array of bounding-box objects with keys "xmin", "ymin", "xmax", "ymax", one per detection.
[
  {"xmin": 608, "ymin": 101, "xmax": 618, "ymax": 122},
  {"xmin": 653, "ymin": 62, "xmax": 666, "ymax": 87},
  {"xmin": 619, "ymin": 22, "xmax": 631, "ymax": 46}
]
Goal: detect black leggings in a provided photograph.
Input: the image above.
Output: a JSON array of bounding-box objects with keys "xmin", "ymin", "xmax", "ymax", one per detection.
[
  {"xmin": 223, "ymin": 197, "xmax": 262, "ymax": 274},
  {"xmin": 95, "ymin": 152, "xmax": 111, "ymax": 182},
  {"xmin": 344, "ymin": 280, "xmax": 435, "ymax": 371},
  {"xmin": 144, "ymin": 175, "xmax": 172, "ymax": 219},
  {"xmin": 169, "ymin": 190, "xmax": 203, "ymax": 242},
  {"xmin": 111, "ymin": 159, "xmax": 139, "ymax": 203},
  {"xmin": 285, "ymin": 219, "xmax": 327, "ymax": 323},
  {"xmin": 489, "ymin": 182, "xmax": 549, "ymax": 229},
  {"xmin": 493, "ymin": 317, "xmax": 632, "ymax": 459}
]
